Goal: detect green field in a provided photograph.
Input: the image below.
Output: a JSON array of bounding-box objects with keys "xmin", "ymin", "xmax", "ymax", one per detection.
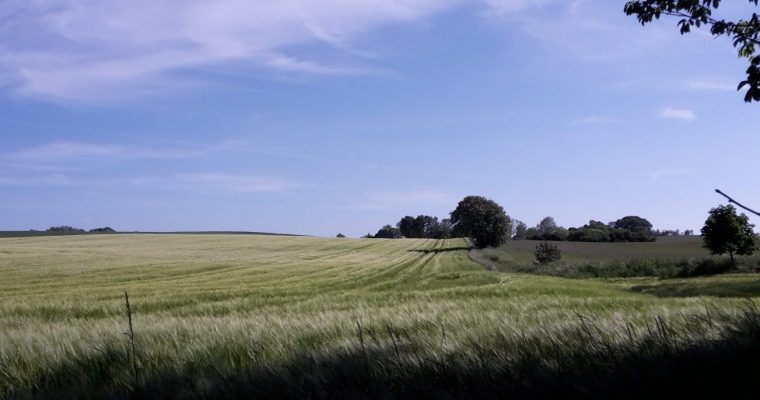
[
  {"xmin": 488, "ymin": 236, "xmax": 710, "ymax": 263},
  {"xmin": 2, "ymin": 234, "xmax": 760, "ymax": 398}
]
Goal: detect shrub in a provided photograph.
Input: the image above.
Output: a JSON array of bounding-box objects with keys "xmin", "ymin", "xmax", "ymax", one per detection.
[{"xmin": 535, "ymin": 241, "xmax": 561, "ymax": 265}]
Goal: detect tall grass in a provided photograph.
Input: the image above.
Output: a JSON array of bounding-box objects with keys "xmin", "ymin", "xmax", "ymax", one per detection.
[
  {"xmin": 2, "ymin": 235, "xmax": 760, "ymax": 398},
  {"xmin": 4, "ymin": 305, "xmax": 760, "ymax": 399}
]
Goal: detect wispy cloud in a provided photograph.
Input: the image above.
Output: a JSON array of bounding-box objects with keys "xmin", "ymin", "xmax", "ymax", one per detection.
[
  {"xmin": 659, "ymin": 107, "xmax": 697, "ymax": 122},
  {"xmin": 682, "ymin": 79, "xmax": 736, "ymax": 91},
  {"xmin": 351, "ymin": 189, "xmax": 454, "ymax": 210},
  {"xmin": 3, "ymin": 140, "xmax": 213, "ymax": 163},
  {"xmin": 10, "ymin": 141, "xmax": 124, "ymax": 160},
  {"xmin": 571, "ymin": 115, "xmax": 622, "ymax": 125},
  {"xmin": 650, "ymin": 168, "xmax": 692, "ymax": 180},
  {"xmin": 175, "ymin": 173, "xmax": 296, "ymax": 193},
  {"xmin": 0, "ymin": 0, "xmax": 463, "ymax": 102}
]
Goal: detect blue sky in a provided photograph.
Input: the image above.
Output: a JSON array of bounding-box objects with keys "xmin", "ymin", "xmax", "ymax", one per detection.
[{"xmin": 1, "ymin": 0, "xmax": 759, "ymax": 236}]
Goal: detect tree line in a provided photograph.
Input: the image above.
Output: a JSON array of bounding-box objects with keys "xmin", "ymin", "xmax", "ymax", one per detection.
[
  {"xmin": 362, "ymin": 195, "xmax": 675, "ymax": 246},
  {"xmin": 46, "ymin": 226, "xmax": 115, "ymax": 233},
  {"xmin": 363, "ymin": 196, "xmax": 510, "ymax": 248},
  {"xmin": 514, "ymin": 216, "xmax": 659, "ymax": 243}
]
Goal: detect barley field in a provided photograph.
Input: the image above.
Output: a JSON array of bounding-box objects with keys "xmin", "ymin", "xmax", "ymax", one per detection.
[{"xmin": 2, "ymin": 234, "xmax": 760, "ymax": 399}]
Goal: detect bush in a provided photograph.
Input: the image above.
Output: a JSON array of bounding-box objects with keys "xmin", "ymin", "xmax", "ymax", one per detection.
[
  {"xmin": 535, "ymin": 241, "xmax": 561, "ymax": 265},
  {"xmin": 47, "ymin": 226, "xmax": 85, "ymax": 233},
  {"xmin": 89, "ymin": 227, "xmax": 115, "ymax": 233}
]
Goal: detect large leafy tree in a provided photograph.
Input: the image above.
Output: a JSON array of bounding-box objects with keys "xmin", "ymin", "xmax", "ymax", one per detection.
[
  {"xmin": 624, "ymin": 0, "xmax": 760, "ymax": 102},
  {"xmin": 614, "ymin": 216, "xmax": 655, "ymax": 241},
  {"xmin": 450, "ymin": 196, "xmax": 510, "ymax": 248},
  {"xmin": 701, "ymin": 204, "xmax": 757, "ymax": 266}
]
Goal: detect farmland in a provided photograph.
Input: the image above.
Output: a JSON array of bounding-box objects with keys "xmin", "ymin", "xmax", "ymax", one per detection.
[{"xmin": 2, "ymin": 234, "xmax": 760, "ymax": 398}]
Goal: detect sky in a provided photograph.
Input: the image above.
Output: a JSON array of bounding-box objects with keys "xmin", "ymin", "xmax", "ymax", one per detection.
[{"xmin": 1, "ymin": 0, "xmax": 759, "ymax": 237}]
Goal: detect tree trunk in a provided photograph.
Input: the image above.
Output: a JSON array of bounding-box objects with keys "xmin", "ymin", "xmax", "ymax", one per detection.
[{"xmin": 729, "ymin": 251, "xmax": 735, "ymax": 268}]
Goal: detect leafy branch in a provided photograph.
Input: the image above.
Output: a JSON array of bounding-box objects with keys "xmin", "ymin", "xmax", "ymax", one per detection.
[{"xmin": 624, "ymin": 0, "xmax": 760, "ymax": 102}]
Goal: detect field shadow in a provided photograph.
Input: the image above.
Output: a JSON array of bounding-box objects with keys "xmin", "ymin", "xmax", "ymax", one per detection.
[
  {"xmin": 631, "ymin": 279, "xmax": 760, "ymax": 298},
  {"xmin": 14, "ymin": 313, "xmax": 760, "ymax": 400},
  {"xmin": 408, "ymin": 247, "xmax": 471, "ymax": 254}
]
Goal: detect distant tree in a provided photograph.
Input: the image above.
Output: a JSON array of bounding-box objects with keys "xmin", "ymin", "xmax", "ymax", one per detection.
[
  {"xmin": 537, "ymin": 217, "xmax": 558, "ymax": 235},
  {"xmin": 433, "ymin": 218, "xmax": 453, "ymax": 239},
  {"xmin": 374, "ymin": 225, "xmax": 400, "ymax": 239},
  {"xmin": 614, "ymin": 216, "xmax": 653, "ymax": 235},
  {"xmin": 525, "ymin": 227, "xmax": 541, "ymax": 240},
  {"xmin": 89, "ymin": 227, "xmax": 115, "ymax": 233},
  {"xmin": 684, "ymin": 229, "xmax": 694, "ymax": 236},
  {"xmin": 47, "ymin": 226, "xmax": 85, "ymax": 233},
  {"xmin": 450, "ymin": 196, "xmax": 510, "ymax": 248},
  {"xmin": 397, "ymin": 216, "xmax": 416, "ymax": 238},
  {"xmin": 336, "ymin": 233, "xmax": 346, "ymax": 238},
  {"xmin": 361, "ymin": 233, "xmax": 374, "ymax": 239},
  {"xmin": 624, "ymin": 0, "xmax": 760, "ymax": 102},
  {"xmin": 535, "ymin": 241, "xmax": 562, "ymax": 265},
  {"xmin": 514, "ymin": 220, "xmax": 528, "ymax": 239},
  {"xmin": 701, "ymin": 205, "xmax": 757, "ymax": 266}
]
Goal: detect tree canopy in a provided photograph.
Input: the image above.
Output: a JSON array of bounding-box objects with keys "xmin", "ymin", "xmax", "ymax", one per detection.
[
  {"xmin": 624, "ymin": 0, "xmax": 760, "ymax": 102},
  {"xmin": 374, "ymin": 225, "xmax": 400, "ymax": 239},
  {"xmin": 701, "ymin": 204, "xmax": 757, "ymax": 265},
  {"xmin": 450, "ymin": 196, "xmax": 510, "ymax": 248}
]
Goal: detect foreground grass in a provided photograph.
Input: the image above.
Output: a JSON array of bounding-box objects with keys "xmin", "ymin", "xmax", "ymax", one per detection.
[{"xmin": 2, "ymin": 234, "xmax": 760, "ymax": 398}]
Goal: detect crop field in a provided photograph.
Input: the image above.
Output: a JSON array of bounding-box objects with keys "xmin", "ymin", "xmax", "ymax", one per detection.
[
  {"xmin": 2, "ymin": 234, "xmax": 760, "ymax": 399},
  {"xmin": 491, "ymin": 236, "xmax": 710, "ymax": 263}
]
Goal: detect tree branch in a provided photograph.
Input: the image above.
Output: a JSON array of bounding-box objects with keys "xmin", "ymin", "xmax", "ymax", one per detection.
[{"xmin": 715, "ymin": 189, "xmax": 760, "ymax": 217}]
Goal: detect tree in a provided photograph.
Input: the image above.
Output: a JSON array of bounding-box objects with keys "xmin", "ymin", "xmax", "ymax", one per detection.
[
  {"xmin": 89, "ymin": 227, "xmax": 115, "ymax": 233},
  {"xmin": 624, "ymin": 0, "xmax": 760, "ymax": 102},
  {"xmin": 397, "ymin": 216, "xmax": 419, "ymax": 238},
  {"xmin": 336, "ymin": 233, "xmax": 346, "ymax": 238},
  {"xmin": 537, "ymin": 216, "xmax": 558, "ymax": 235},
  {"xmin": 514, "ymin": 220, "xmax": 528, "ymax": 239},
  {"xmin": 47, "ymin": 226, "xmax": 85, "ymax": 233},
  {"xmin": 701, "ymin": 205, "xmax": 757, "ymax": 266},
  {"xmin": 613, "ymin": 216, "xmax": 655, "ymax": 241},
  {"xmin": 374, "ymin": 225, "xmax": 400, "ymax": 239},
  {"xmin": 535, "ymin": 241, "xmax": 562, "ymax": 265},
  {"xmin": 449, "ymin": 196, "xmax": 510, "ymax": 248}
]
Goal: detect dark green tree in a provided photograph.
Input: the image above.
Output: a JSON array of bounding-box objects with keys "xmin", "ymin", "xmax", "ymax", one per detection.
[
  {"xmin": 450, "ymin": 196, "xmax": 510, "ymax": 248},
  {"xmin": 89, "ymin": 227, "xmax": 115, "ymax": 233},
  {"xmin": 624, "ymin": 0, "xmax": 760, "ymax": 102},
  {"xmin": 535, "ymin": 240, "xmax": 562, "ymax": 265},
  {"xmin": 397, "ymin": 216, "xmax": 419, "ymax": 238},
  {"xmin": 374, "ymin": 225, "xmax": 400, "ymax": 239},
  {"xmin": 614, "ymin": 216, "xmax": 655, "ymax": 241},
  {"xmin": 701, "ymin": 205, "xmax": 757, "ymax": 266}
]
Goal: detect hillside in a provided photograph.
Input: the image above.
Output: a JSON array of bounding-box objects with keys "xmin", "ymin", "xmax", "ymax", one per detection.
[{"xmin": 2, "ymin": 234, "xmax": 760, "ymax": 398}]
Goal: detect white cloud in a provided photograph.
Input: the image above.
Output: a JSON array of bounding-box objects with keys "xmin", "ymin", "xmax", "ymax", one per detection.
[
  {"xmin": 175, "ymin": 173, "xmax": 296, "ymax": 193},
  {"xmin": 659, "ymin": 107, "xmax": 697, "ymax": 122},
  {"xmin": 353, "ymin": 189, "xmax": 453, "ymax": 210},
  {"xmin": 9, "ymin": 141, "xmax": 124, "ymax": 160},
  {"xmin": 682, "ymin": 79, "xmax": 736, "ymax": 91},
  {"xmin": 572, "ymin": 115, "xmax": 622, "ymax": 125},
  {"xmin": 650, "ymin": 168, "xmax": 692, "ymax": 180},
  {"xmin": 0, "ymin": 0, "xmax": 463, "ymax": 102},
  {"xmin": 484, "ymin": 0, "xmax": 561, "ymax": 15}
]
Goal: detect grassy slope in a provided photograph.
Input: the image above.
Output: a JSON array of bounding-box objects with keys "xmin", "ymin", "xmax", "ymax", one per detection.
[
  {"xmin": 481, "ymin": 236, "xmax": 709, "ymax": 264},
  {"xmin": 2, "ymin": 234, "xmax": 760, "ymax": 398}
]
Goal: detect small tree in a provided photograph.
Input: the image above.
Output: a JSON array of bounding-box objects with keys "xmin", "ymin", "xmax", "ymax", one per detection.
[
  {"xmin": 701, "ymin": 205, "xmax": 757, "ymax": 266},
  {"xmin": 514, "ymin": 220, "xmax": 528, "ymax": 239},
  {"xmin": 336, "ymin": 233, "xmax": 346, "ymax": 238},
  {"xmin": 374, "ymin": 225, "xmax": 399, "ymax": 239},
  {"xmin": 450, "ymin": 196, "xmax": 510, "ymax": 248},
  {"xmin": 535, "ymin": 241, "xmax": 562, "ymax": 265}
]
